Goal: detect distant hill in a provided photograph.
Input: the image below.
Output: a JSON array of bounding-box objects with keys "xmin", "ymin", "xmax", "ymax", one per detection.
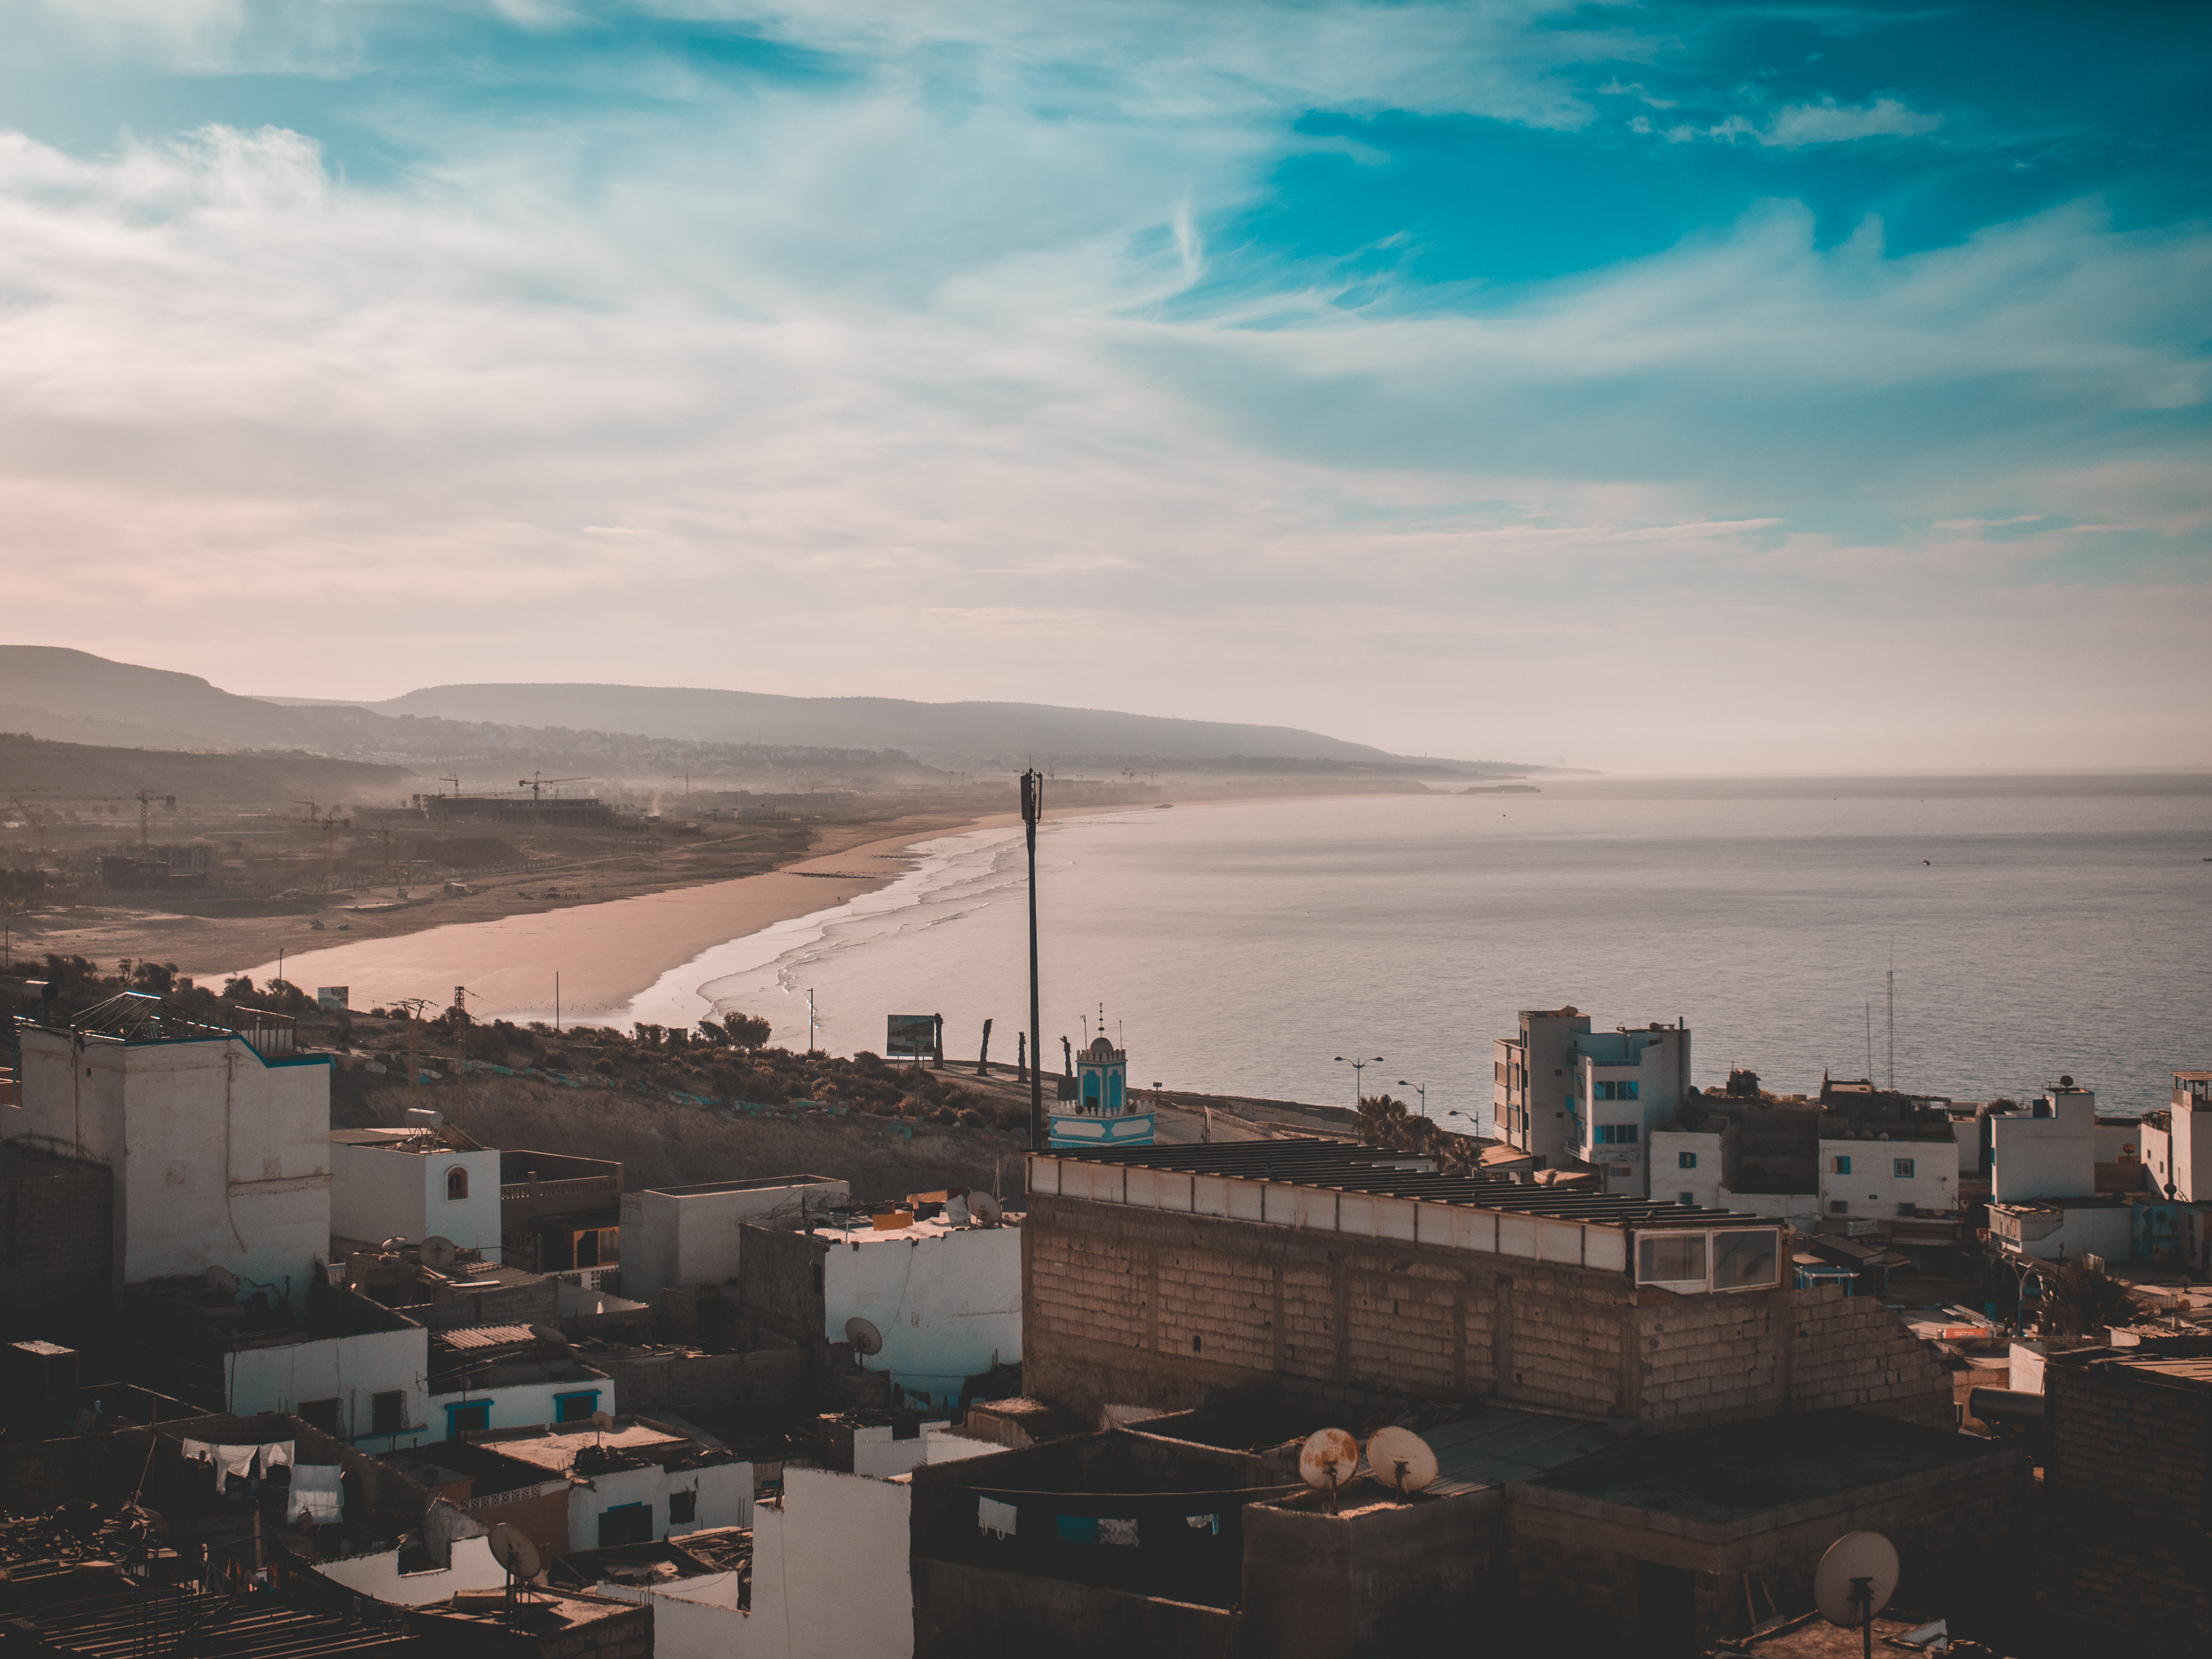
[
  {"xmin": 0, "ymin": 733, "xmax": 415, "ymax": 806},
  {"xmin": 0, "ymin": 646, "xmax": 342, "ymax": 751},
  {"xmin": 1, "ymin": 647, "xmax": 1538, "ymax": 772},
  {"xmin": 296, "ymin": 682, "xmax": 1408, "ymax": 766}
]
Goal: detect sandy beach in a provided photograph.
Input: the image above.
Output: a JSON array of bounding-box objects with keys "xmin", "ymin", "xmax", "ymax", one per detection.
[
  {"xmin": 210, "ymin": 804, "xmax": 1110, "ymax": 1026},
  {"xmin": 214, "ymin": 825, "xmax": 969, "ymax": 1024}
]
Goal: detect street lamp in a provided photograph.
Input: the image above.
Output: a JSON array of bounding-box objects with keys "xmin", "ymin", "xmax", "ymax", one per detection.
[
  {"xmin": 1333, "ymin": 1055, "xmax": 1384, "ymax": 1106},
  {"xmin": 1397, "ymin": 1080, "xmax": 1427, "ymax": 1117}
]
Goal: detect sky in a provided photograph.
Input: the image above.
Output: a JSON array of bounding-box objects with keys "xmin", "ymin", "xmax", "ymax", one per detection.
[{"xmin": 1, "ymin": 1, "xmax": 2208, "ymax": 774}]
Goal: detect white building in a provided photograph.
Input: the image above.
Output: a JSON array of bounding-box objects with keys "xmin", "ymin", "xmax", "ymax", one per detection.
[
  {"xmin": 330, "ymin": 1128, "xmax": 504, "ymax": 1260},
  {"xmin": 479, "ymin": 1421, "xmax": 758, "ymax": 1550},
  {"xmin": 1988, "ymin": 1082, "xmax": 2098, "ymax": 1203},
  {"xmin": 817, "ymin": 1214, "xmax": 1022, "ymax": 1414},
  {"xmin": 1492, "ymin": 1006, "xmax": 1591, "ymax": 1165},
  {"xmin": 1816, "ymin": 1129, "xmax": 1958, "ymax": 1225},
  {"xmin": 1988, "ymin": 1197, "xmax": 2134, "ymax": 1263},
  {"xmin": 1649, "ymin": 1123, "xmax": 1728, "ymax": 1210},
  {"xmin": 426, "ymin": 1325, "xmax": 616, "ymax": 1437},
  {"xmin": 9, "ymin": 996, "xmax": 331, "ymax": 1298},
  {"xmin": 620, "ymin": 1175, "xmax": 849, "ymax": 1309},
  {"xmin": 2139, "ymin": 1071, "xmax": 2212, "ymax": 1203},
  {"xmin": 1567, "ymin": 1023, "xmax": 1692, "ymax": 1198}
]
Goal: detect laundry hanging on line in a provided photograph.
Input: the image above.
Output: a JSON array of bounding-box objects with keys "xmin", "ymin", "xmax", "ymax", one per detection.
[{"xmin": 977, "ymin": 1497, "xmax": 1017, "ymax": 1538}]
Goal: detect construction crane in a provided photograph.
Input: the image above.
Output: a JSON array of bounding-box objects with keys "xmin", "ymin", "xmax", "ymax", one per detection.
[
  {"xmin": 517, "ymin": 774, "xmax": 590, "ymax": 829},
  {"xmin": 7, "ymin": 796, "xmax": 48, "ymax": 860},
  {"xmin": 131, "ymin": 788, "xmax": 175, "ymax": 848},
  {"xmin": 439, "ymin": 776, "xmax": 460, "ymax": 797},
  {"xmin": 296, "ymin": 800, "xmax": 343, "ymax": 883}
]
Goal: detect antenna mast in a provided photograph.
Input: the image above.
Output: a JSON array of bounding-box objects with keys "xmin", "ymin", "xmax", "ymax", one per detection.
[
  {"xmin": 1021, "ymin": 769, "xmax": 1044, "ymax": 1152},
  {"xmin": 1886, "ymin": 944, "xmax": 1895, "ymax": 1092}
]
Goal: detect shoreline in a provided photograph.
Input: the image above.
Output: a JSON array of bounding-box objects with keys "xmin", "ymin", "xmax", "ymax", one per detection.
[{"xmin": 212, "ymin": 800, "xmax": 1143, "ymax": 1025}]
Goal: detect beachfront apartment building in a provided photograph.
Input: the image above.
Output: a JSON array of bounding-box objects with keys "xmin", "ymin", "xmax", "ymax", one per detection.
[{"xmin": 1493, "ymin": 1007, "xmax": 1692, "ymax": 1195}]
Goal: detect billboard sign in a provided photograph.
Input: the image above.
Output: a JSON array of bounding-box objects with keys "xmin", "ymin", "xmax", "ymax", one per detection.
[{"xmin": 886, "ymin": 1014, "xmax": 941, "ymax": 1061}]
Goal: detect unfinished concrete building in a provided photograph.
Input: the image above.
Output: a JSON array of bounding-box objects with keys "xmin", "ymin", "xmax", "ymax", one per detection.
[{"xmin": 1022, "ymin": 1142, "xmax": 1951, "ymax": 1431}]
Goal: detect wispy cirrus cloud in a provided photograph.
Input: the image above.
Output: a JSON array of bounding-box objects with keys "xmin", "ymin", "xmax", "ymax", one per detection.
[{"xmin": 0, "ymin": 2, "xmax": 2204, "ymax": 770}]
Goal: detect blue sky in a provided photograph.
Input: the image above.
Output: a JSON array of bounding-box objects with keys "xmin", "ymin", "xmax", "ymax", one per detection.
[{"xmin": 1, "ymin": 1, "xmax": 2207, "ymax": 770}]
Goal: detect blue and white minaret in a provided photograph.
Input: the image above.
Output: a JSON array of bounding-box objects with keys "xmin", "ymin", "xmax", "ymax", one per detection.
[{"xmin": 1048, "ymin": 1032, "xmax": 1156, "ymax": 1149}]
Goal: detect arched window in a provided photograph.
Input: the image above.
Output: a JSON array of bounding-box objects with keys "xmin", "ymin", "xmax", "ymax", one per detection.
[
  {"xmin": 445, "ymin": 1166, "xmax": 469, "ymax": 1201},
  {"xmin": 1109, "ymin": 1074, "xmax": 1123, "ymax": 1113},
  {"xmin": 1081, "ymin": 1072, "xmax": 1100, "ymax": 1114}
]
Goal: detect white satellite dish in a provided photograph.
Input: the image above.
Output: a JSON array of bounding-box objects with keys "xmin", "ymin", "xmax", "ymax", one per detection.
[
  {"xmin": 420, "ymin": 1235, "xmax": 457, "ymax": 1271},
  {"xmin": 1298, "ymin": 1428, "xmax": 1360, "ymax": 1493},
  {"xmin": 1814, "ymin": 1531, "xmax": 1900, "ymax": 1631},
  {"xmin": 846, "ymin": 1316, "xmax": 884, "ymax": 1356},
  {"xmin": 487, "ymin": 1522, "xmax": 541, "ymax": 1582},
  {"xmin": 204, "ymin": 1265, "xmax": 239, "ymax": 1297},
  {"xmin": 590, "ymin": 1409, "xmax": 616, "ymax": 1432},
  {"xmin": 970, "ymin": 1192, "xmax": 1003, "ymax": 1225},
  {"xmin": 1364, "ymin": 1426, "xmax": 1440, "ymax": 1495},
  {"xmin": 527, "ymin": 1325, "xmax": 570, "ymax": 1348}
]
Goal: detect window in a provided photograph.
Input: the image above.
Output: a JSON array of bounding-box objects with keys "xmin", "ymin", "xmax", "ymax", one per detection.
[
  {"xmin": 1712, "ymin": 1229, "xmax": 1779, "ymax": 1291},
  {"xmin": 1828, "ymin": 1200, "xmax": 1849, "ymax": 1214},
  {"xmin": 1831, "ymin": 1155, "xmax": 1852, "ymax": 1175},
  {"xmin": 1897, "ymin": 1202, "xmax": 1917, "ymax": 1217},
  {"xmin": 599, "ymin": 1503, "xmax": 652, "ymax": 1548},
  {"xmin": 298, "ymin": 1398, "xmax": 342, "ymax": 1436},
  {"xmin": 1596, "ymin": 1080, "xmax": 1640, "ymax": 1102},
  {"xmin": 1893, "ymin": 1159, "xmax": 1915, "ymax": 1179},
  {"xmin": 445, "ymin": 1401, "xmax": 490, "ymax": 1435},
  {"xmin": 445, "ymin": 1166, "xmax": 469, "ymax": 1201},
  {"xmin": 1636, "ymin": 1233, "xmax": 1706, "ymax": 1283},
  {"xmin": 1679, "ymin": 1192, "xmax": 1695, "ymax": 1206},
  {"xmin": 1678, "ymin": 1151, "xmax": 1698, "ymax": 1169},
  {"xmin": 371, "ymin": 1391, "xmax": 406, "ymax": 1437},
  {"xmin": 668, "ymin": 1490, "xmax": 697, "ymax": 1524},
  {"xmin": 1596, "ymin": 1124, "xmax": 1639, "ymax": 1146},
  {"xmin": 554, "ymin": 1391, "xmax": 601, "ymax": 1424}
]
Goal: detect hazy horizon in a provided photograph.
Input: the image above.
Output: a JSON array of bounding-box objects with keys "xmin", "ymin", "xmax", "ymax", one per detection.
[{"xmin": 3, "ymin": 4, "xmax": 2207, "ymax": 774}]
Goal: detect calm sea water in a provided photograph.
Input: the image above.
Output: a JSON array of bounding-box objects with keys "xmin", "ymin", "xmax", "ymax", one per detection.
[{"xmin": 626, "ymin": 781, "xmax": 2212, "ymax": 1120}]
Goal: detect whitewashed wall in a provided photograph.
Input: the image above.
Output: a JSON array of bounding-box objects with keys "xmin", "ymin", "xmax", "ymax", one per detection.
[
  {"xmin": 317, "ymin": 1533, "xmax": 508, "ymax": 1606},
  {"xmin": 225, "ymin": 1325, "xmax": 427, "ymax": 1446},
  {"xmin": 749, "ymin": 1468, "xmax": 912, "ymax": 1659},
  {"xmin": 427, "ymin": 1369, "xmax": 611, "ymax": 1435},
  {"xmin": 824, "ymin": 1227, "xmax": 1020, "ymax": 1412}
]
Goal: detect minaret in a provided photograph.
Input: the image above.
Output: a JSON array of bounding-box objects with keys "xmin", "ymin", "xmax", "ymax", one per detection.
[{"xmin": 1076, "ymin": 1034, "xmax": 1128, "ymax": 1117}]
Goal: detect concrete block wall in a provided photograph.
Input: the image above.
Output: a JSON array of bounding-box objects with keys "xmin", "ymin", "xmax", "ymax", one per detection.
[
  {"xmin": 1786, "ymin": 1284, "xmax": 1953, "ymax": 1426},
  {"xmin": 2047, "ymin": 1362, "xmax": 2211, "ymax": 1524},
  {"xmin": 588, "ymin": 1346, "xmax": 809, "ymax": 1413},
  {"xmin": 0, "ymin": 1146, "xmax": 111, "ymax": 1311},
  {"xmin": 1025, "ymin": 1197, "xmax": 1955, "ymax": 1431}
]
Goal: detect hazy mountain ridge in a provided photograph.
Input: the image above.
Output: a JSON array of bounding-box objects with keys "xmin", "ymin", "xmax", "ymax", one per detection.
[{"xmin": 2, "ymin": 648, "xmax": 1535, "ymax": 773}]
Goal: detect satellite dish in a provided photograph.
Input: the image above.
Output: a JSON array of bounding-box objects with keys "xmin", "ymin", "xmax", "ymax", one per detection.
[
  {"xmin": 420, "ymin": 1236, "xmax": 457, "ymax": 1271},
  {"xmin": 970, "ymin": 1192, "xmax": 1003, "ymax": 1225},
  {"xmin": 1814, "ymin": 1531, "xmax": 1900, "ymax": 1630},
  {"xmin": 846, "ymin": 1316, "xmax": 885, "ymax": 1356},
  {"xmin": 204, "ymin": 1265, "xmax": 239, "ymax": 1297},
  {"xmin": 590, "ymin": 1409, "xmax": 616, "ymax": 1432},
  {"xmin": 380, "ymin": 1237, "xmax": 410, "ymax": 1253},
  {"xmin": 1364, "ymin": 1427, "xmax": 1439, "ymax": 1495},
  {"xmin": 1298, "ymin": 1428, "xmax": 1360, "ymax": 1492},
  {"xmin": 487, "ymin": 1523, "xmax": 541, "ymax": 1582},
  {"xmin": 527, "ymin": 1326, "xmax": 569, "ymax": 1347}
]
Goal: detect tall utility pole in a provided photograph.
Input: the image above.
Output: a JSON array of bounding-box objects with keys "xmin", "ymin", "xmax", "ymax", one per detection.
[{"xmin": 1021, "ymin": 769, "xmax": 1044, "ymax": 1151}]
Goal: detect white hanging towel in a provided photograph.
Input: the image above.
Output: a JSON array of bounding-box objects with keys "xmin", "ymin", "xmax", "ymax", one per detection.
[
  {"xmin": 259, "ymin": 1441, "xmax": 295, "ymax": 1472},
  {"xmin": 1097, "ymin": 1518, "xmax": 1140, "ymax": 1547},
  {"xmin": 179, "ymin": 1440, "xmax": 219, "ymax": 1484},
  {"xmin": 288, "ymin": 1465, "xmax": 344, "ymax": 1523},
  {"xmin": 217, "ymin": 1445, "xmax": 259, "ymax": 1480},
  {"xmin": 977, "ymin": 1497, "xmax": 1018, "ymax": 1538}
]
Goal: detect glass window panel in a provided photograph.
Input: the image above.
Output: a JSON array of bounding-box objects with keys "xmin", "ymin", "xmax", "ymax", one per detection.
[{"xmin": 1712, "ymin": 1229, "xmax": 1779, "ymax": 1290}]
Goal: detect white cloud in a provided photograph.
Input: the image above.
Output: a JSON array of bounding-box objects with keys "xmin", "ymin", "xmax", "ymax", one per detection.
[
  {"xmin": 1764, "ymin": 96, "xmax": 1942, "ymax": 147},
  {"xmin": 0, "ymin": 39, "xmax": 2200, "ymax": 771}
]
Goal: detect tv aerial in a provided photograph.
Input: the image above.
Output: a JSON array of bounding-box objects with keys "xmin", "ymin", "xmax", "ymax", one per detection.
[
  {"xmin": 420, "ymin": 1235, "xmax": 457, "ymax": 1272},
  {"xmin": 846, "ymin": 1316, "xmax": 885, "ymax": 1356},
  {"xmin": 1364, "ymin": 1427, "xmax": 1439, "ymax": 1495},
  {"xmin": 1299, "ymin": 1428, "xmax": 1361, "ymax": 1512},
  {"xmin": 1815, "ymin": 1531, "xmax": 1899, "ymax": 1655}
]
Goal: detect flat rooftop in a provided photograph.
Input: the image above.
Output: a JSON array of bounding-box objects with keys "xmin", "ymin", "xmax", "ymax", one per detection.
[
  {"xmin": 644, "ymin": 1174, "xmax": 842, "ymax": 1197},
  {"xmin": 1523, "ymin": 1411, "xmax": 2007, "ymax": 1525},
  {"xmin": 1041, "ymin": 1140, "xmax": 1762, "ymax": 1229},
  {"xmin": 814, "ymin": 1215, "xmax": 1015, "ymax": 1245},
  {"xmin": 480, "ymin": 1423, "xmax": 688, "ymax": 1473}
]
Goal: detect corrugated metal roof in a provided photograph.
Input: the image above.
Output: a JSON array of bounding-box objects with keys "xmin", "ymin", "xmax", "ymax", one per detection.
[{"xmin": 437, "ymin": 1324, "xmax": 540, "ymax": 1351}]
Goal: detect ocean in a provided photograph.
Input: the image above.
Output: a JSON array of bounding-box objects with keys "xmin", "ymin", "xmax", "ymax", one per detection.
[{"xmin": 624, "ymin": 779, "xmax": 2212, "ymax": 1120}]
